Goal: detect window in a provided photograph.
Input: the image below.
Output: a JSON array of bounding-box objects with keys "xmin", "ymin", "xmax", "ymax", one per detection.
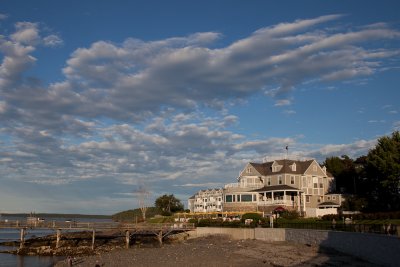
[
  {"xmin": 292, "ymin": 163, "xmax": 296, "ymax": 171},
  {"xmin": 313, "ymin": 177, "xmax": 318, "ymax": 188},
  {"xmin": 290, "ymin": 176, "xmax": 295, "ymax": 185},
  {"xmin": 313, "ymin": 165, "xmax": 317, "ymax": 171},
  {"xmin": 267, "ymin": 177, "xmax": 271, "ymax": 186},
  {"xmin": 237, "ymin": 195, "xmax": 241, "ymax": 202},
  {"xmin": 319, "ymin": 183, "xmax": 323, "ymax": 188},
  {"xmin": 306, "ymin": 196, "xmax": 310, "ymax": 203},
  {"xmin": 332, "ymin": 196, "xmax": 336, "ymax": 200},
  {"xmin": 247, "ymin": 167, "xmax": 251, "ymax": 173},
  {"xmin": 241, "ymin": 194, "xmax": 253, "ymax": 202},
  {"xmin": 278, "ymin": 176, "xmax": 283, "ymax": 185}
]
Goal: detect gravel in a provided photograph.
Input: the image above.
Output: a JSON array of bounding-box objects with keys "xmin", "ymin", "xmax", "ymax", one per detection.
[{"xmin": 55, "ymin": 235, "xmax": 379, "ymax": 267}]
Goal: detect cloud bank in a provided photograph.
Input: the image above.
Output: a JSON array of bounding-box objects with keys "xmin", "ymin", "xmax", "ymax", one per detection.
[{"xmin": 0, "ymin": 15, "xmax": 398, "ymax": 213}]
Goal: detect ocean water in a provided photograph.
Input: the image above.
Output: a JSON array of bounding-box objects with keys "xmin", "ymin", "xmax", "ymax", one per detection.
[{"xmin": 0, "ymin": 216, "xmax": 113, "ymax": 267}]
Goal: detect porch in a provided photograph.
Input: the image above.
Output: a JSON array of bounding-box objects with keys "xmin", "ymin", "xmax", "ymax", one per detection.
[{"xmin": 251, "ymin": 185, "xmax": 302, "ymax": 212}]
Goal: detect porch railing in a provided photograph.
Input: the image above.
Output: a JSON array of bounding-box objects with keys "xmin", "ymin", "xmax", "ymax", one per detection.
[{"xmin": 257, "ymin": 200, "xmax": 294, "ymax": 206}]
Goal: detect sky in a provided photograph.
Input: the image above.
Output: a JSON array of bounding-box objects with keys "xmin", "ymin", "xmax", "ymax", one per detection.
[{"xmin": 0, "ymin": 0, "xmax": 399, "ymax": 215}]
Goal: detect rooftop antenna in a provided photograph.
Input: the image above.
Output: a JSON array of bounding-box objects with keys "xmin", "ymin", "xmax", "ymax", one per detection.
[{"xmin": 285, "ymin": 145, "xmax": 289, "ymax": 159}]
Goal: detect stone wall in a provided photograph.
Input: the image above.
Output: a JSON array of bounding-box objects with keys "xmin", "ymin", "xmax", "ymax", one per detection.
[
  {"xmin": 256, "ymin": 228, "xmax": 400, "ymax": 267},
  {"xmin": 189, "ymin": 227, "xmax": 400, "ymax": 267},
  {"xmin": 189, "ymin": 227, "xmax": 255, "ymax": 240}
]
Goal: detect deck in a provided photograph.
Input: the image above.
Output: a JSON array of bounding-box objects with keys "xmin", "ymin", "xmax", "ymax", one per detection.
[{"xmin": 0, "ymin": 220, "xmax": 195, "ymax": 249}]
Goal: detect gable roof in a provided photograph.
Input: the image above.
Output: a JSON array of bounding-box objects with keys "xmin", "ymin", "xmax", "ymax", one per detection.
[{"xmin": 244, "ymin": 159, "xmax": 334, "ymax": 178}]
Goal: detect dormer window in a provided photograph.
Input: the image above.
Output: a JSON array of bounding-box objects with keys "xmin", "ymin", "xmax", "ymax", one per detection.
[
  {"xmin": 292, "ymin": 163, "xmax": 296, "ymax": 171},
  {"xmin": 273, "ymin": 166, "xmax": 280, "ymax": 172}
]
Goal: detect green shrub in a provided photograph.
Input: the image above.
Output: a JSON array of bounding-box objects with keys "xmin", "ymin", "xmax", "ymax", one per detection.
[
  {"xmin": 241, "ymin": 213, "xmax": 262, "ymax": 222},
  {"xmin": 280, "ymin": 210, "xmax": 300, "ymax": 220}
]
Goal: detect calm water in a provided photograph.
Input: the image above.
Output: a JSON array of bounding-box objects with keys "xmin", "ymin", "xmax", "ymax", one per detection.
[{"xmin": 0, "ymin": 216, "xmax": 113, "ymax": 267}]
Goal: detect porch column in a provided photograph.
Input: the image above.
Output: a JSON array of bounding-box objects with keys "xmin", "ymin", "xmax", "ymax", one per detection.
[
  {"xmin": 283, "ymin": 191, "xmax": 286, "ymax": 204},
  {"xmin": 271, "ymin": 192, "xmax": 274, "ymax": 201},
  {"xmin": 297, "ymin": 194, "xmax": 301, "ymax": 212}
]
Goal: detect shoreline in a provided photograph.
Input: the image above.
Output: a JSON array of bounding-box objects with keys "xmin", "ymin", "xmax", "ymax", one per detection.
[{"xmin": 54, "ymin": 235, "xmax": 377, "ymax": 267}]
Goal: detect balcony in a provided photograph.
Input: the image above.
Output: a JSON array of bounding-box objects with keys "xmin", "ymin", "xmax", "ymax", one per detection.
[{"xmin": 257, "ymin": 199, "xmax": 294, "ymax": 206}]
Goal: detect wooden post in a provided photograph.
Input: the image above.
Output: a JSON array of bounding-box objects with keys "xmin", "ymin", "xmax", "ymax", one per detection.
[
  {"xmin": 56, "ymin": 229, "xmax": 61, "ymax": 248},
  {"xmin": 19, "ymin": 228, "xmax": 25, "ymax": 249},
  {"xmin": 125, "ymin": 230, "xmax": 130, "ymax": 248},
  {"xmin": 157, "ymin": 230, "xmax": 163, "ymax": 247},
  {"xmin": 92, "ymin": 229, "xmax": 96, "ymax": 250}
]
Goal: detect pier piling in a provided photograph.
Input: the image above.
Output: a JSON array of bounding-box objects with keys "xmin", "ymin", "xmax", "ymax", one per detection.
[
  {"xmin": 56, "ymin": 229, "xmax": 61, "ymax": 248},
  {"xmin": 92, "ymin": 229, "xmax": 96, "ymax": 250},
  {"xmin": 19, "ymin": 228, "xmax": 25, "ymax": 249},
  {"xmin": 125, "ymin": 230, "xmax": 130, "ymax": 248}
]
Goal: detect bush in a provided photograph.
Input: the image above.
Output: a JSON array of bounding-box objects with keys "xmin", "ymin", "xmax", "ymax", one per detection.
[
  {"xmin": 241, "ymin": 213, "xmax": 262, "ymax": 222},
  {"xmin": 280, "ymin": 210, "xmax": 300, "ymax": 220},
  {"xmin": 321, "ymin": 214, "xmax": 340, "ymax": 221}
]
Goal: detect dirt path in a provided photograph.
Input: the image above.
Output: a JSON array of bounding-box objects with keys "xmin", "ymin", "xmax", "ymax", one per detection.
[{"xmin": 55, "ymin": 235, "xmax": 378, "ymax": 267}]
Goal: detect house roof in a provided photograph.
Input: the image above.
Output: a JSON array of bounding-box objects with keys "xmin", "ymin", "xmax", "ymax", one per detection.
[
  {"xmin": 251, "ymin": 184, "xmax": 300, "ymax": 192},
  {"xmin": 248, "ymin": 159, "xmax": 333, "ymax": 177}
]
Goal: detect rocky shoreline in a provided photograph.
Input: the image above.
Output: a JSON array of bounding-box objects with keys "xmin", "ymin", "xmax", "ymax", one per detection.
[{"xmin": 0, "ymin": 230, "xmax": 149, "ymax": 256}]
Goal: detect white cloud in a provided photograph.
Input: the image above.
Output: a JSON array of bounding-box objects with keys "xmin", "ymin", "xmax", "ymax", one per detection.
[
  {"xmin": 11, "ymin": 22, "xmax": 40, "ymax": 45},
  {"xmin": 275, "ymin": 99, "xmax": 292, "ymax": 106},
  {"xmin": 393, "ymin": 121, "xmax": 400, "ymax": 130},
  {"xmin": 283, "ymin": 110, "xmax": 296, "ymax": 115},
  {"xmin": 368, "ymin": 120, "xmax": 386, "ymax": 123},
  {"xmin": 43, "ymin": 34, "xmax": 63, "ymax": 47}
]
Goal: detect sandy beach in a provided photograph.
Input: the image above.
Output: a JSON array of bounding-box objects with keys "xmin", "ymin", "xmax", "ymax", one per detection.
[{"xmin": 54, "ymin": 235, "xmax": 377, "ymax": 267}]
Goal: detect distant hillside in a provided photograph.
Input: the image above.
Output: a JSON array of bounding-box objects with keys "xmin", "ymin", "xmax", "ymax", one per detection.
[{"xmin": 112, "ymin": 207, "xmax": 161, "ymax": 221}]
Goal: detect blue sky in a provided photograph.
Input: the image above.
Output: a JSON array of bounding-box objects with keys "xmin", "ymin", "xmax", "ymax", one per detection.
[{"xmin": 0, "ymin": 0, "xmax": 399, "ymax": 214}]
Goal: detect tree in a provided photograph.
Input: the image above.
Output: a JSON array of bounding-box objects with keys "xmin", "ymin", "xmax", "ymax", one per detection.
[
  {"xmin": 155, "ymin": 194, "xmax": 184, "ymax": 215},
  {"xmin": 136, "ymin": 186, "xmax": 150, "ymax": 220},
  {"xmin": 323, "ymin": 155, "xmax": 358, "ymax": 194},
  {"xmin": 365, "ymin": 131, "xmax": 400, "ymax": 211}
]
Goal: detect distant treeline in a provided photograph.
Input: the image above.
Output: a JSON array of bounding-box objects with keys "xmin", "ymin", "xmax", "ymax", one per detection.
[
  {"xmin": 1, "ymin": 213, "xmax": 111, "ymax": 219},
  {"xmin": 112, "ymin": 207, "xmax": 161, "ymax": 221}
]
